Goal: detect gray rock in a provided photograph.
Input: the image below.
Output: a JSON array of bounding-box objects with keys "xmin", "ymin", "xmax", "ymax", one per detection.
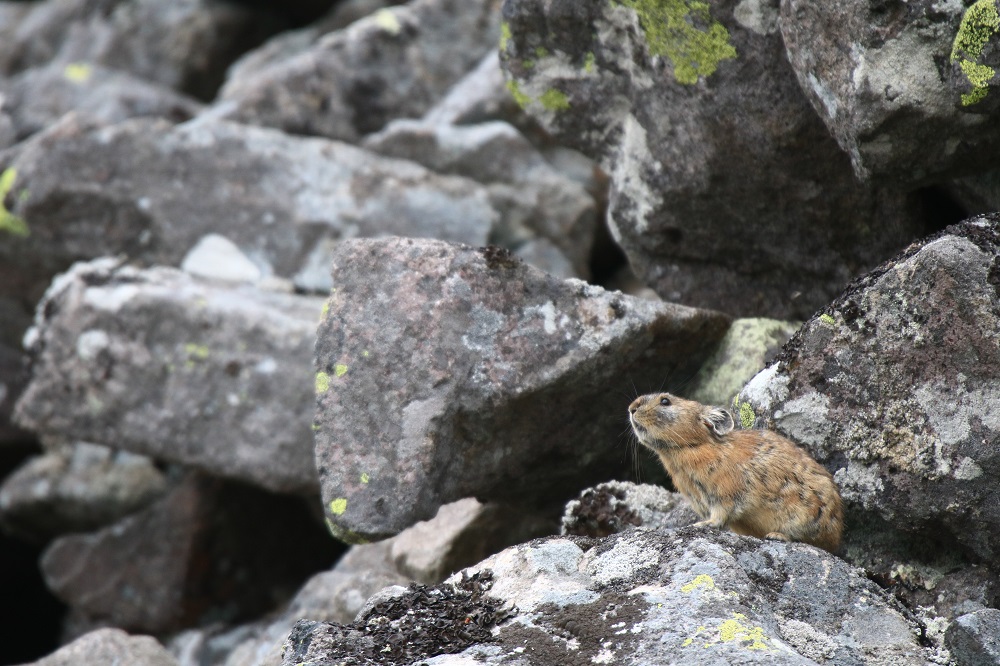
[
  {"xmin": 561, "ymin": 480, "xmax": 698, "ymax": 537},
  {"xmin": 735, "ymin": 214, "xmax": 1000, "ymax": 614},
  {"xmin": 0, "ymin": 340, "xmax": 31, "ymax": 444},
  {"xmin": 422, "ymin": 52, "xmax": 521, "ymax": 127},
  {"xmin": 314, "ymin": 237, "xmax": 730, "ymax": 542},
  {"xmin": 781, "ymin": 0, "xmax": 1000, "ymax": 184},
  {"xmin": 0, "ymin": 441, "xmax": 168, "ymax": 541},
  {"xmin": 499, "ymin": 0, "xmax": 922, "ymax": 320},
  {"xmin": 281, "ymin": 528, "xmax": 937, "ymax": 665},
  {"xmin": 28, "ymin": 627, "xmax": 178, "ymax": 666},
  {"xmin": 216, "ymin": 0, "xmax": 502, "ymax": 141},
  {"xmin": 0, "ymin": 0, "xmax": 276, "ymax": 100},
  {"xmin": 41, "ymin": 473, "xmax": 340, "ymax": 635},
  {"xmin": 946, "ymin": 608, "xmax": 1000, "ymax": 666},
  {"xmin": 14, "ymin": 259, "xmax": 324, "ymax": 494},
  {"xmin": 0, "ymin": 62, "xmax": 202, "ymax": 143}
]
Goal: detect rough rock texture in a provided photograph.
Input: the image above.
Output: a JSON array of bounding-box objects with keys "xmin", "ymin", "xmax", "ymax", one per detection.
[
  {"xmin": 281, "ymin": 528, "xmax": 939, "ymax": 665},
  {"xmin": 14, "ymin": 259, "xmax": 324, "ymax": 494},
  {"xmin": 0, "ymin": 441, "xmax": 168, "ymax": 541},
  {"xmin": 499, "ymin": 0, "xmax": 924, "ymax": 319},
  {"xmin": 314, "ymin": 238, "xmax": 730, "ymax": 542},
  {"xmin": 217, "ymin": 0, "xmax": 502, "ymax": 142},
  {"xmin": 0, "ymin": 0, "xmax": 277, "ymax": 100},
  {"xmin": 0, "ymin": 340, "xmax": 31, "ymax": 444},
  {"xmin": 28, "ymin": 627, "xmax": 178, "ymax": 666},
  {"xmin": 735, "ymin": 214, "xmax": 1000, "ymax": 616},
  {"xmin": 946, "ymin": 608, "xmax": 1000, "ymax": 666},
  {"xmin": 422, "ymin": 52, "xmax": 523, "ymax": 128},
  {"xmin": 561, "ymin": 480, "xmax": 698, "ymax": 538},
  {"xmin": 689, "ymin": 317, "xmax": 800, "ymax": 407},
  {"xmin": 41, "ymin": 473, "xmax": 341, "ymax": 635},
  {"xmin": 0, "ymin": 115, "xmax": 503, "ymax": 312},
  {"xmin": 781, "ymin": 0, "xmax": 1000, "ymax": 184},
  {"xmin": 0, "ymin": 62, "xmax": 202, "ymax": 142}
]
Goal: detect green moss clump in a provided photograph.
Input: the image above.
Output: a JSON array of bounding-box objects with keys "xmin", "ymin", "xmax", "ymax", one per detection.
[
  {"xmin": 620, "ymin": 0, "xmax": 737, "ymax": 85},
  {"xmin": 950, "ymin": 0, "xmax": 1000, "ymax": 106},
  {"xmin": 539, "ymin": 88, "xmax": 571, "ymax": 110}
]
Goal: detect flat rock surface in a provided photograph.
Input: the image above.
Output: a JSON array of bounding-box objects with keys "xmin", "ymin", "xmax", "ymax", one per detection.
[
  {"xmin": 14, "ymin": 258, "xmax": 324, "ymax": 494},
  {"xmin": 314, "ymin": 238, "xmax": 730, "ymax": 542}
]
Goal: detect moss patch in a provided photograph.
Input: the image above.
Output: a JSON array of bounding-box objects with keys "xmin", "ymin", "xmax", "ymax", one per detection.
[{"xmin": 950, "ymin": 0, "xmax": 1000, "ymax": 106}]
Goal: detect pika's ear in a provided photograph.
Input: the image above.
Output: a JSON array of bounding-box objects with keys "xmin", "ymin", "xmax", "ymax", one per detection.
[{"xmin": 703, "ymin": 408, "xmax": 734, "ymax": 437}]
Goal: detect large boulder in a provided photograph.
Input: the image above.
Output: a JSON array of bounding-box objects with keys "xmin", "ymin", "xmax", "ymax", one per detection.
[
  {"xmin": 314, "ymin": 237, "xmax": 730, "ymax": 543},
  {"xmin": 736, "ymin": 214, "xmax": 1000, "ymax": 616},
  {"xmin": 498, "ymin": 0, "xmax": 924, "ymax": 320},
  {"xmin": 27, "ymin": 628, "xmax": 178, "ymax": 666},
  {"xmin": 281, "ymin": 528, "xmax": 938, "ymax": 665},
  {"xmin": 14, "ymin": 259, "xmax": 324, "ymax": 495}
]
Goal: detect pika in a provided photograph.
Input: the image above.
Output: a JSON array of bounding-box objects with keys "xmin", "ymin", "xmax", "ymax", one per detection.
[{"xmin": 628, "ymin": 393, "xmax": 843, "ymax": 552}]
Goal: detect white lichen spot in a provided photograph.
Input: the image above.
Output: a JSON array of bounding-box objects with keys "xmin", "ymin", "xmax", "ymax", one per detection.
[
  {"xmin": 373, "ymin": 8, "xmax": 402, "ymax": 34},
  {"xmin": 592, "ymin": 647, "xmax": 616, "ymax": 663},
  {"xmin": 83, "ymin": 284, "xmax": 140, "ymax": 312},
  {"xmin": 610, "ymin": 114, "xmax": 660, "ymax": 234},
  {"xmin": 739, "ymin": 364, "xmax": 788, "ymax": 414},
  {"xmin": 954, "ymin": 456, "xmax": 983, "ymax": 480},
  {"xmin": 733, "ymin": 0, "xmax": 778, "ymax": 35},
  {"xmin": 76, "ymin": 329, "xmax": 110, "ymax": 361}
]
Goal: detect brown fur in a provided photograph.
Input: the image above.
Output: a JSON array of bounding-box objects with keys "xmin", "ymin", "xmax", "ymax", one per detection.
[{"xmin": 628, "ymin": 392, "xmax": 843, "ymax": 552}]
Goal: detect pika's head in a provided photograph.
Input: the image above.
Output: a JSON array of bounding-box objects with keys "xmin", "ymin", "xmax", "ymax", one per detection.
[{"xmin": 628, "ymin": 392, "xmax": 734, "ymax": 452}]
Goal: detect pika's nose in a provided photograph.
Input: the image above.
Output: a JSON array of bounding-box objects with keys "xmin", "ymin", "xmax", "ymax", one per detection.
[{"xmin": 628, "ymin": 397, "xmax": 642, "ymax": 414}]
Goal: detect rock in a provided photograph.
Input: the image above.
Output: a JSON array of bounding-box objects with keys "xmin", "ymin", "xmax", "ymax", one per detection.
[
  {"xmin": 314, "ymin": 237, "xmax": 730, "ymax": 542},
  {"xmin": 0, "ymin": 442, "xmax": 168, "ymax": 542},
  {"xmin": 422, "ymin": 52, "xmax": 522, "ymax": 128},
  {"xmin": 499, "ymin": 0, "xmax": 923, "ymax": 320},
  {"xmin": 0, "ymin": 115, "xmax": 506, "ymax": 312},
  {"xmin": 689, "ymin": 317, "xmax": 800, "ymax": 407},
  {"xmin": 0, "ymin": 0, "xmax": 278, "ymax": 100},
  {"xmin": 781, "ymin": 0, "xmax": 1000, "ymax": 184},
  {"xmin": 0, "ymin": 62, "xmax": 202, "ymax": 143},
  {"xmin": 281, "ymin": 528, "xmax": 938, "ymax": 665},
  {"xmin": 28, "ymin": 627, "xmax": 178, "ymax": 666},
  {"xmin": 561, "ymin": 480, "xmax": 698, "ymax": 538},
  {"xmin": 41, "ymin": 473, "xmax": 341, "ymax": 635},
  {"xmin": 362, "ymin": 119, "xmax": 596, "ymax": 276},
  {"xmin": 180, "ymin": 233, "xmax": 263, "ymax": 284},
  {"xmin": 217, "ymin": 0, "xmax": 502, "ymax": 142},
  {"xmin": 735, "ymin": 213, "xmax": 1000, "ymax": 615},
  {"xmin": 946, "ymin": 608, "xmax": 1000, "ymax": 666},
  {"xmin": 0, "ymin": 341, "xmax": 31, "ymax": 445},
  {"xmin": 14, "ymin": 258, "xmax": 324, "ymax": 495}
]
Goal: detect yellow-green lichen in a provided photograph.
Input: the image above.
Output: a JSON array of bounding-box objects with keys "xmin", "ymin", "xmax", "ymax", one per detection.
[
  {"xmin": 334, "ymin": 363, "xmax": 349, "ymax": 378},
  {"xmin": 500, "ymin": 21, "xmax": 512, "ymax": 51},
  {"xmin": 738, "ymin": 401, "xmax": 755, "ymax": 429},
  {"xmin": 685, "ymin": 613, "xmax": 774, "ymax": 651},
  {"xmin": 360, "ymin": 472, "xmax": 370, "ymax": 484},
  {"xmin": 373, "ymin": 8, "xmax": 402, "ymax": 35},
  {"xmin": 819, "ymin": 313, "xmax": 836, "ymax": 326},
  {"xmin": 184, "ymin": 343, "xmax": 210, "ymax": 360},
  {"xmin": 950, "ymin": 0, "xmax": 1000, "ymax": 106},
  {"xmin": 0, "ymin": 168, "xmax": 28, "ymax": 238},
  {"xmin": 63, "ymin": 62, "xmax": 93, "ymax": 83},
  {"xmin": 522, "ymin": 59, "xmax": 535, "ymax": 69},
  {"xmin": 681, "ymin": 574, "xmax": 716, "ymax": 592},
  {"xmin": 329, "ymin": 497, "xmax": 348, "ymax": 515},
  {"xmin": 311, "ymin": 423, "xmax": 321, "ymax": 432},
  {"xmin": 506, "ymin": 79, "xmax": 532, "ymax": 108},
  {"xmin": 620, "ymin": 0, "xmax": 737, "ymax": 85},
  {"xmin": 325, "ymin": 517, "xmax": 370, "ymax": 545},
  {"xmin": 315, "ymin": 371, "xmax": 331, "ymax": 394},
  {"xmin": 320, "ymin": 301, "xmax": 330, "ymax": 319},
  {"xmin": 539, "ymin": 88, "xmax": 571, "ymax": 110},
  {"xmin": 362, "ymin": 350, "xmax": 370, "ymax": 358},
  {"xmin": 535, "ymin": 46, "xmax": 549, "ymax": 58},
  {"xmin": 584, "ymin": 51, "xmax": 596, "ymax": 73}
]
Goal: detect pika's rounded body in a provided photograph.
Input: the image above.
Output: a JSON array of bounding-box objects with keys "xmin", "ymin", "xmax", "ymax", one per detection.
[{"xmin": 628, "ymin": 392, "xmax": 843, "ymax": 552}]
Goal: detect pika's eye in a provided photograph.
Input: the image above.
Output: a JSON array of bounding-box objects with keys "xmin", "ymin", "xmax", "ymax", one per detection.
[{"xmin": 659, "ymin": 396, "xmax": 671, "ymax": 406}]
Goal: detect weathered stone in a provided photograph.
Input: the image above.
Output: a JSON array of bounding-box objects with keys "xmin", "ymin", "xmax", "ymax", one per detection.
[
  {"xmin": 282, "ymin": 528, "xmax": 938, "ymax": 665},
  {"xmin": 781, "ymin": 0, "xmax": 1000, "ymax": 184},
  {"xmin": 499, "ymin": 0, "xmax": 923, "ymax": 319},
  {"xmin": 0, "ymin": 0, "xmax": 277, "ymax": 100},
  {"xmin": 735, "ymin": 214, "xmax": 1000, "ymax": 615},
  {"xmin": 0, "ymin": 62, "xmax": 202, "ymax": 143},
  {"xmin": 41, "ymin": 473, "xmax": 341, "ymax": 634},
  {"xmin": 314, "ymin": 237, "xmax": 730, "ymax": 542},
  {"xmin": 0, "ymin": 442, "xmax": 168, "ymax": 541},
  {"xmin": 561, "ymin": 480, "xmax": 698, "ymax": 538},
  {"xmin": 28, "ymin": 628, "xmax": 178, "ymax": 666},
  {"xmin": 0, "ymin": 341, "xmax": 31, "ymax": 445},
  {"xmin": 946, "ymin": 608, "xmax": 1000, "ymax": 666},
  {"xmin": 422, "ymin": 52, "xmax": 522, "ymax": 128},
  {"xmin": 14, "ymin": 259, "xmax": 324, "ymax": 494},
  {"xmin": 217, "ymin": 0, "xmax": 502, "ymax": 141},
  {"xmin": 0, "ymin": 115, "xmax": 508, "ymax": 312}
]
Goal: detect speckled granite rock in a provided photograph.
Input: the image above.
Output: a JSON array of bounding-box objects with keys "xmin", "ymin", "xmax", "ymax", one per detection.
[
  {"xmin": 281, "ymin": 528, "xmax": 939, "ymax": 665},
  {"xmin": 781, "ymin": 0, "xmax": 1000, "ymax": 184},
  {"xmin": 28, "ymin": 628, "xmax": 178, "ymax": 666},
  {"xmin": 498, "ymin": 0, "xmax": 922, "ymax": 320},
  {"xmin": 946, "ymin": 608, "xmax": 1000, "ymax": 666},
  {"xmin": 314, "ymin": 237, "xmax": 729, "ymax": 542}
]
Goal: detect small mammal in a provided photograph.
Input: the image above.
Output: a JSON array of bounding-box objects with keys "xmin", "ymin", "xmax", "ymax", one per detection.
[{"xmin": 628, "ymin": 392, "xmax": 843, "ymax": 552}]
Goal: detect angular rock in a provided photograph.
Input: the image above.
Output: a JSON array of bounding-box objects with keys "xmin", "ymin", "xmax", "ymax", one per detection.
[
  {"xmin": 499, "ymin": 0, "xmax": 923, "ymax": 319},
  {"xmin": 0, "ymin": 115, "xmax": 504, "ymax": 312},
  {"xmin": 0, "ymin": 442, "xmax": 168, "ymax": 541},
  {"xmin": 314, "ymin": 237, "xmax": 730, "ymax": 542},
  {"xmin": 0, "ymin": 63, "xmax": 202, "ymax": 143},
  {"xmin": 422, "ymin": 52, "xmax": 522, "ymax": 128},
  {"xmin": 41, "ymin": 473, "xmax": 341, "ymax": 634},
  {"xmin": 735, "ymin": 214, "xmax": 1000, "ymax": 614},
  {"xmin": 217, "ymin": 0, "xmax": 502, "ymax": 141},
  {"xmin": 781, "ymin": 0, "xmax": 1000, "ymax": 184},
  {"xmin": 0, "ymin": 0, "xmax": 277, "ymax": 100},
  {"xmin": 282, "ymin": 528, "xmax": 937, "ymax": 665},
  {"xmin": 28, "ymin": 628, "xmax": 178, "ymax": 666},
  {"xmin": 14, "ymin": 259, "xmax": 324, "ymax": 494},
  {"xmin": 946, "ymin": 608, "xmax": 1000, "ymax": 666},
  {"xmin": 561, "ymin": 480, "xmax": 698, "ymax": 538}
]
